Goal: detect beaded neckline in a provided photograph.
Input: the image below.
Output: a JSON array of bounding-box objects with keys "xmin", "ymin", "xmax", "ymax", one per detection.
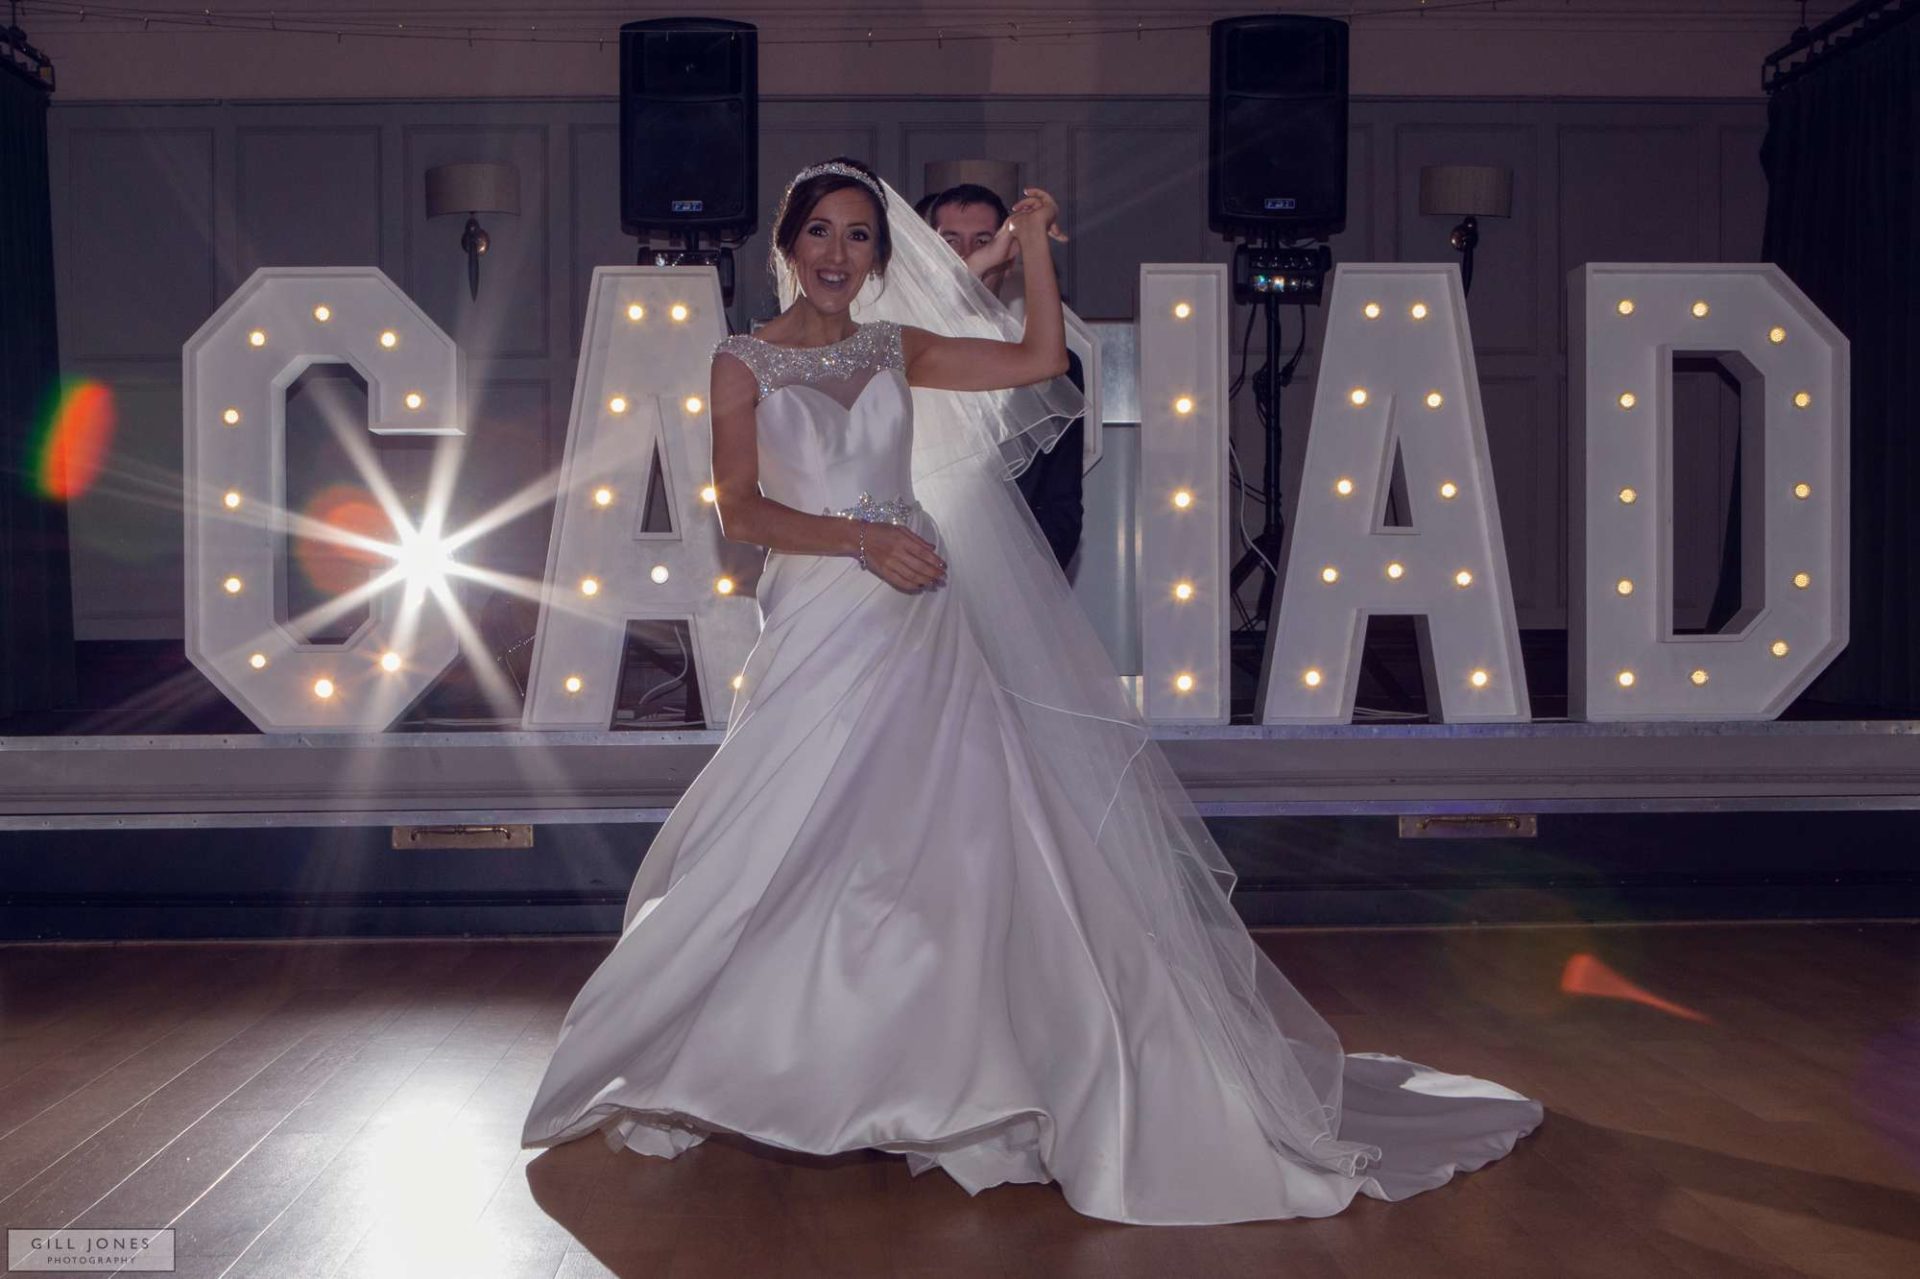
[{"xmin": 717, "ymin": 322, "xmax": 903, "ymax": 403}]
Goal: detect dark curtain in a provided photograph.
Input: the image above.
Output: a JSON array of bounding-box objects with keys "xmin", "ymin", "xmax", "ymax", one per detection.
[
  {"xmin": 1762, "ymin": 12, "xmax": 1920, "ymax": 711},
  {"xmin": 0, "ymin": 63, "xmax": 76, "ymax": 722}
]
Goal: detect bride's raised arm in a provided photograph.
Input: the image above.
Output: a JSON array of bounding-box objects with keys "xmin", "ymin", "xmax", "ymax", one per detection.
[{"xmin": 899, "ymin": 202, "xmax": 1069, "ymax": 393}]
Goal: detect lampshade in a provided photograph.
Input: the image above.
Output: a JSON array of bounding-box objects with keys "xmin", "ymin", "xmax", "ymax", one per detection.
[
  {"xmin": 425, "ymin": 162, "xmax": 520, "ymax": 217},
  {"xmin": 1419, "ymin": 164, "xmax": 1513, "ymax": 219},
  {"xmin": 923, "ymin": 159, "xmax": 1022, "ymax": 210}
]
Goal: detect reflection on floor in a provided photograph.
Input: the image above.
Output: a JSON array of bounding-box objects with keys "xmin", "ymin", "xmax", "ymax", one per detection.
[{"xmin": 0, "ymin": 922, "xmax": 1913, "ymax": 1276}]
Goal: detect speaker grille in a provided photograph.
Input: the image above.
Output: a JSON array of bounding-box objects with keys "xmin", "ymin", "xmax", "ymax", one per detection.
[{"xmin": 624, "ymin": 99, "xmax": 751, "ymax": 225}]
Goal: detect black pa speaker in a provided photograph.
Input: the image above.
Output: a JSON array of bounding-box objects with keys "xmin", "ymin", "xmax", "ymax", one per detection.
[
  {"xmin": 619, "ymin": 18, "xmax": 757, "ymax": 239},
  {"xmin": 1208, "ymin": 16, "xmax": 1349, "ymax": 240}
]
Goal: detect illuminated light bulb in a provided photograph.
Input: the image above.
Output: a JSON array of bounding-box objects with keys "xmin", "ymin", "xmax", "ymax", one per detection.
[
  {"xmin": 593, "ymin": 486, "xmax": 614, "ymax": 507},
  {"xmin": 312, "ymin": 304, "xmax": 332, "ymax": 323},
  {"xmin": 1362, "ymin": 301, "xmax": 1382, "ymax": 319},
  {"xmin": 1616, "ymin": 299, "xmax": 1635, "ymax": 316},
  {"xmin": 626, "ymin": 302, "xmax": 646, "ymax": 322},
  {"xmin": 685, "ymin": 395, "xmax": 705, "ymax": 414},
  {"xmin": 1303, "ymin": 668, "xmax": 1323, "ymax": 688},
  {"xmin": 564, "ymin": 675, "xmax": 583, "ymax": 694},
  {"xmin": 715, "ymin": 576, "xmax": 735, "ymax": 595},
  {"xmin": 669, "ymin": 303, "xmax": 689, "ymax": 322},
  {"xmin": 1617, "ymin": 670, "xmax": 1636, "ymax": 688},
  {"xmin": 223, "ymin": 575, "xmax": 243, "ymax": 594},
  {"xmin": 1617, "ymin": 391, "xmax": 1637, "ymax": 409},
  {"xmin": 1793, "ymin": 482, "xmax": 1812, "ymax": 500},
  {"xmin": 1619, "ymin": 487, "xmax": 1638, "ymax": 504},
  {"xmin": 1320, "ymin": 566, "xmax": 1340, "ymax": 584},
  {"xmin": 1469, "ymin": 669, "xmax": 1490, "ymax": 689},
  {"xmin": 1386, "ymin": 562, "xmax": 1405, "ymax": 580},
  {"xmin": 1793, "ymin": 390, "xmax": 1812, "ymax": 409},
  {"xmin": 222, "ymin": 407, "xmax": 241, "ymax": 425},
  {"xmin": 579, "ymin": 577, "xmax": 601, "ymax": 597},
  {"xmin": 1172, "ymin": 301, "xmax": 1193, "ymax": 319},
  {"xmin": 1793, "ymin": 571, "xmax": 1811, "ymax": 589},
  {"xmin": 1424, "ymin": 391, "xmax": 1444, "ymax": 409},
  {"xmin": 379, "ymin": 330, "xmax": 398, "ymax": 348},
  {"xmin": 1172, "ymin": 489, "xmax": 1194, "ymax": 509},
  {"xmin": 1615, "ymin": 578, "xmax": 1634, "ymax": 596},
  {"xmin": 1334, "ymin": 477, "xmax": 1355, "ymax": 497},
  {"xmin": 1690, "ymin": 668, "xmax": 1710, "ymax": 686},
  {"xmin": 1173, "ymin": 581, "xmax": 1195, "ymax": 601},
  {"xmin": 731, "ymin": 673, "xmax": 745, "ymax": 690},
  {"xmin": 1691, "ymin": 300, "xmax": 1710, "ymax": 318},
  {"xmin": 650, "ymin": 565, "xmax": 670, "ymax": 584},
  {"xmin": 247, "ymin": 652, "xmax": 268, "ymax": 670},
  {"xmin": 380, "ymin": 651, "xmax": 402, "ymax": 672},
  {"xmin": 1409, "ymin": 302, "xmax": 1429, "ymax": 320},
  {"xmin": 405, "ymin": 392, "xmax": 424, "ymax": 410},
  {"xmin": 1349, "ymin": 388, "xmax": 1369, "ymax": 407},
  {"xmin": 1439, "ymin": 481, "xmax": 1459, "ymax": 500},
  {"xmin": 313, "ymin": 677, "xmax": 335, "ymax": 700},
  {"xmin": 1769, "ymin": 326, "xmax": 1787, "ymax": 344},
  {"xmin": 1770, "ymin": 639, "xmax": 1790, "ymax": 658},
  {"xmin": 1174, "ymin": 673, "xmax": 1195, "ymax": 693},
  {"xmin": 1173, "ymin": 395, "xmax": 1194, "ymax": 415},
  {"xmin": 1454, "ymin": 569, "xmax": 1474, "ymax": 588},
  {"xmin": 700, "ymin": 485, "xmax": 717, "ymax": 504},
  {"xmin": 222, "ymin": 490, "xmax": 242, "ymax": 510},
  {"xmin": 608, "ymin": 396, "xmax": 628, "ymax": 414},
  {"xmin": 248, "ymin": 329, "xmax": 267, "ymax": 347}
]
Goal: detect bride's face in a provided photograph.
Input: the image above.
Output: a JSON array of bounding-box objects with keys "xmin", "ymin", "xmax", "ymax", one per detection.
[{"xmin": 787, "ymin": 187, "xmax": 879, "ymax": 312}]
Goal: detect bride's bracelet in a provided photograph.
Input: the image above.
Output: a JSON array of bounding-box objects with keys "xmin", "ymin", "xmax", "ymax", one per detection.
[{"xmin": 822, "ymin": 494, "xmax": 919, "ymax": 574}]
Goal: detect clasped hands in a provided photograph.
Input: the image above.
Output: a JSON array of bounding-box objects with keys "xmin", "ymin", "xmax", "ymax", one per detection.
[{"xmin": 963, "ymin": 186, "xmax": 1069, "ymax": 280}]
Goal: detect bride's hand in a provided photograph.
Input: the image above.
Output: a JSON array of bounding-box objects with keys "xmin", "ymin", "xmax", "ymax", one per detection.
[{"xmin": 860, "ymin": 524, "xmax": 947, "ymax": 592}]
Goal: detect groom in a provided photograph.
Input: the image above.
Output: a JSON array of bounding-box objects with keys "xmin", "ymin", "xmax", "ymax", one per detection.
[{"xmin": 921, "ymin": 182, "xmax": 1085, "ymax": 574}]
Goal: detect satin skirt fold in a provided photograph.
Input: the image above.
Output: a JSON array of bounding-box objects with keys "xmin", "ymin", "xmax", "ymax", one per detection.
[{"xmin": 521, "ymin": 514, "xmax": 1542, "ymax": 1225}]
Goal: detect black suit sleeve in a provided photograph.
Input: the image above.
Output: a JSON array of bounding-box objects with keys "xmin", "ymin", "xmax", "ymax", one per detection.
[{"xmin": 1013, "ymin": 350, "xmax": 1086, "ymax": 571}]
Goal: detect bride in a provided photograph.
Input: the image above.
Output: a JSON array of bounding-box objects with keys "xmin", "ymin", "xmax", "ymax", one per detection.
[{"xmin": 521, "ymin": 156, "xmax": 1543, "ymax": 1226}]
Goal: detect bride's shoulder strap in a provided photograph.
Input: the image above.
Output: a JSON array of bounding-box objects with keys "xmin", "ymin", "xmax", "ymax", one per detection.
[
  {"xmin": 711, "ymin": 333, "xmax": 768, "ymax": 398},
  {"xmin": 879, "ymin": 319, "xmax": 906, "ymax": 363}
]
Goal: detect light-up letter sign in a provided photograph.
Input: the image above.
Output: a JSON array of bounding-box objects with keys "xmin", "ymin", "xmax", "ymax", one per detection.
[
  {"xmin": 182, "ymin": 268, "xmax": 463, "ymax": 731},
  {"xmin": 522, "ymin": 267, "xmax": 760, "ymax": 729},
  {"xmin": 1259, "ymin": 265, "xmax": 1529, "ymax": 724},
  {"xmin": 1569, "ymin": 264, "xmax": 1848, "ymax": 719},
  {"xmin": 1138, "ymin": 265, "xmax": 1231, "ymax": 723}
]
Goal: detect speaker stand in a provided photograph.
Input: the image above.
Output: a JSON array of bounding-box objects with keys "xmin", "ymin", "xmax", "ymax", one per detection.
[{"xmin": 1229, "ymin": 291, "xmax": 1288, "ymax": 628}]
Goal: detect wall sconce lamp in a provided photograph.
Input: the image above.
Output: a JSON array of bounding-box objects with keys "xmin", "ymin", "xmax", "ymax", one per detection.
[
  {"xmin": 425, "ymin": 162, "xmax": 520, "ymax": 301},
  {"xmin": 1418, "ymin": 164, "xmax": 1512, "ymax": 295}
]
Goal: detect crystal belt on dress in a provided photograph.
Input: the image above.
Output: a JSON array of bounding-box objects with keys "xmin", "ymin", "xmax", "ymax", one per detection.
[{"xmin": 821, "ymin": 492, "xmax": 919, "ymax": 525}]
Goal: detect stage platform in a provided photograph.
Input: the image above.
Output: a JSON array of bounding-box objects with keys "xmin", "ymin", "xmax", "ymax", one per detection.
[{"xmin": 4, "ymin": 719, "xmax": 1918, "ymax": 830}]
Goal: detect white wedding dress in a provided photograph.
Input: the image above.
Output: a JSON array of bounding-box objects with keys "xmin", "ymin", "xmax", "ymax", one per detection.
[{"xmin": 520, "ymin": 320, "xmax": 1544, "ymax": 1225}]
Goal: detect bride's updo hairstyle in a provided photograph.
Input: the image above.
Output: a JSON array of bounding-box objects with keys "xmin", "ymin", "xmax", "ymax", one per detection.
[{"xmin": 770, "ymin": 156, "xmax": 893, "ymax": 293}]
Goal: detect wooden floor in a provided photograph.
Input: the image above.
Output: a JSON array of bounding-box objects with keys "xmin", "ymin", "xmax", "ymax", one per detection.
[{"xmin": 0, "ymin": 922, "xmax": 1915, "ymax": 1278}]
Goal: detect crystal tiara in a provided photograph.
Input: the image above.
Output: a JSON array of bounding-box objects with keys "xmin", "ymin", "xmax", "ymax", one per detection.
[{"xmin": 786, "ymin": 161, "xmax": 886, "ymax": 206}]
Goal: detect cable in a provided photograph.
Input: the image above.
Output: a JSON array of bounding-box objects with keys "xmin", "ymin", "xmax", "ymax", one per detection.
[{"xmin": 20, "ymin": 0, "xmax": 1534, "ymax": 49}]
